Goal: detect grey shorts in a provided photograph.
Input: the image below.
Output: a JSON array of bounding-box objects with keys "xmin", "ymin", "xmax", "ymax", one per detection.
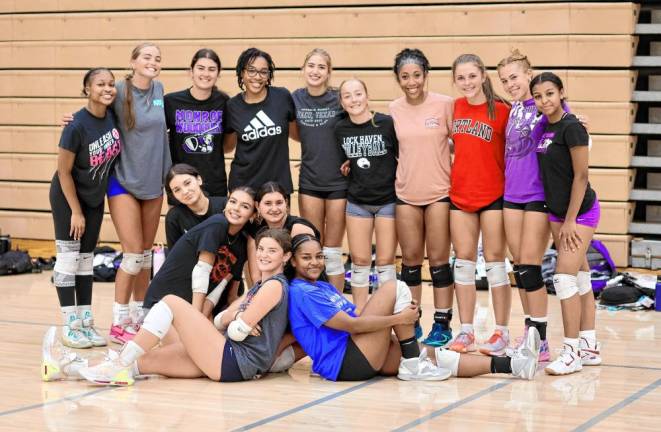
[{"xmin": 345, "ymin": 201, "xmax": 396, "ymax": 219}]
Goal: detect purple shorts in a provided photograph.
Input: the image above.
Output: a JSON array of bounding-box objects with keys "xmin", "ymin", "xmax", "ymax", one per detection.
[{"xmin": 548, "ymin": 199, "xmax": 600, "ymax": 228}]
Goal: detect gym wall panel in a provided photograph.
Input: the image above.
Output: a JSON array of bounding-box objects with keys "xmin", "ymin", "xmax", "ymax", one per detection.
[
  {"xmin": 589, "ymin": 169, "xmax": 635, "ymax": 202},
  {"xmin": 0, "ymin": 154, "xmax": 56, "ymax": 182},
  {"xmin": 597, "ymin": 202, "xmax": 634, "ymax": 235},
  {"xmin": 589, "ymin": 136, "xmax": 636, "ymax": 168},
  {"xmin": 0, "ymin": 126, "xmax": 60, "ymax": 154}
]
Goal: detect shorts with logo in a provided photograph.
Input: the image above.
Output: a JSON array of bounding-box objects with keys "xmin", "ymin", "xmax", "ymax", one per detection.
[
  {"xmin": 346, "ymin": 201, "xmax": 396, "ymax": 219},
  {"xmin": 219, "ymin": 341, "xmax": 245, "ymax": 382},
  {"xmin": 548, "ymin": 198, "xmax": 600, "ymax": 228},
  {"xmin": 503, "ymin": 200, "xmax": 548, "ymax": 213}
]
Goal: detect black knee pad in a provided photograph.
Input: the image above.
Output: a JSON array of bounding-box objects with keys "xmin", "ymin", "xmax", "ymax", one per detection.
[
  {"xmin": 512, "ymin": 264, "xmax": 524, "ymax": 289},
  {"xmin": 430, "ymin": 264, "xmax": 453, "ymax": 288},
  {"xmin": 518, "ymin": 264, "xmax": 544, "ymax": 292},
  {"xmin": 401, "ymin": 264, "xmax": 422, "ymax": 286}
]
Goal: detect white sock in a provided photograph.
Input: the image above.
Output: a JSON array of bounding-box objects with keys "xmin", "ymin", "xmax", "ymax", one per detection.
[
  {"xmin": 530, "ymin": 316, "xmax": 548, "ymax": 323},
  {"xmin": 61, "ymin": 305, "xmax": 78, "ymax": 326},
  {"xmin": 112, "ymin": 302, "xmax": 129, "ymax": 326},
  {"xmin": 495, "ymin": 325, "xmax": 509, "ymax": 335},
  {"xmin": 435, "ymin": 308, "xmax": 451, "ymax": 314},
  {"xmin": 129, "ymin": 300, "xmax": 144, "ymax": 322},
  {"xmin": 579, "ymin": 330, "xmax": 596, "ymax": 345},
  {"xmin": 564, "ymin": 337, "xmax": 579, "ymax": 352},
  {"xmin": 119, "ymin": 341, "xmax": 145, "ymax": 367},
  {"xmin": 460, "ymin": 323, "xmax": 474, "ymax": 334},
  {"xmin": 131, "ymin": 361, "xmax": 141, "ymax": 377}
]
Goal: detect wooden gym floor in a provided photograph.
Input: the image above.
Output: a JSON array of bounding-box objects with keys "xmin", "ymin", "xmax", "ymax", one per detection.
[{"xmin": 0, "ymin": 271, "xmax": 659, "ymax": 431}]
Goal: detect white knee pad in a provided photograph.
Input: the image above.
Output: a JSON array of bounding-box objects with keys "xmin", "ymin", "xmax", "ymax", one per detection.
[
  {"xmin": 191, "ymin": 261, "xmax": 213, "ymax": 294},
  {"xmin": 434, "ymin": 348, "xmax": 460, "ymax": 377},
  {"xmin": 485, "ymin": 261, "xmax": 509, "ymax": 288},
  {"xmin": 269, "ymin": 345, "xmax": 295, "ymax": 373},
  {"xmin": 376, "ymin": 264, "xmax": 397, "ymax": 284},
  {"xmin": 351, "ymin": 264, "xmax": 370, "ymax": 288},
  {"xmin": 142, "ymin": 249, "xmax": 153, "ymax": 270},
  {"xmin": 227, "ymin": 315, "xmax": 253, "ymax": 342},
  {"xmin": 553, "ymin": 274, "xmax": 579, "ymax": 300},
  {"xmin": 120, "ymin": 253, "xmax": 144, "ymax": 276},
  {"xmin": 141, "ymin": 300, "xmax": 173, "ymax": 339},
  {"xmin": 76, "ymin": 252, "xmax": 94, "ymax": 276},
  {"xmin": 393, "ymin": 280, "xmax": 413, "ymax": 314},
  {"xmin": 323, "ymin": 247, "xmax": 344, "ymax": 276},
  {"xmin": 577, "ymin": 271, "xmax": 592, "ymax": 296},
  {"xmin": 54, "ymin": 240, "xmax": 81, "ymax": 287},
  {"xmin": 453, "ymin": 259, "xmax": 476, "ymax": 286}
]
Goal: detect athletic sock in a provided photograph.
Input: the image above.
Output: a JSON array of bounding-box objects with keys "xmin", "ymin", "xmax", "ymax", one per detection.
[
  {"xmin": 579, "ymin": 329, "xmax": 596, "ymax": 345},
  {"xmin": 460, "ymin": 323, "xmax": 474, "ymax": 334},
  {"xmin": 399, "ymin": 336, "xmax": 420, "ymax": 359},
  {"xmin": 433, "ymin": 308, "xmax": 452, "ymax": 328},
  {"xmin": 131, "ymin": 361, "xmax": 141, "ymax": 377},
  {"xmin": 495, "ymin": 325, "xmax": 509, "ymax": 336},
  {"xmin": 530, "ymin": 317, "xmax": 548, "ymax": 340},
  {"xmin": 129, "ymin": 300, "xmax": 144, "ymax": 323},
  {"xmin": 490, "ymin": 356, "xmax": 512, "ymax": 374},
  {"xmin": 112, "ymin": 302, "xmax": 130, "ymax": 326},
  {"xmin": 119, "ymin": 341, "xmax": 145, "ymax": 367},
  {"xmin": 564, "ymin": 337, "xmax": 580, "ymax": 352}
]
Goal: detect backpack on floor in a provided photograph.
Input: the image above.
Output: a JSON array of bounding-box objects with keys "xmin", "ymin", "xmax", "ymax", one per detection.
[{"xmin": 0, "ymin": 250, "xmax": 33, "ymax": 276}]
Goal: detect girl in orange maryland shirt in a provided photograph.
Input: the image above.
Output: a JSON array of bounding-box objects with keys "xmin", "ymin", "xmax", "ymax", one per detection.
[{"xmin": 448, "ymin": 54, "xmax": 512, "ymax": 356}]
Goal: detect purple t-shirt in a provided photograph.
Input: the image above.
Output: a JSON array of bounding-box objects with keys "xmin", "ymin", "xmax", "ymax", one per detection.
[{"xmin": 504, "ymin": 99, "xmax": 546, "ymax": 203}]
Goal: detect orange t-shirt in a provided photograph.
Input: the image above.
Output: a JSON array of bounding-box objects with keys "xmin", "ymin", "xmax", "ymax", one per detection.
[
  {"xmin": 389, "ymin": 93, "xmax": 453, "ymax": 205},
  {"xmin": 450, "ymin": 97, "xmax": 509, "ymax": 212}
]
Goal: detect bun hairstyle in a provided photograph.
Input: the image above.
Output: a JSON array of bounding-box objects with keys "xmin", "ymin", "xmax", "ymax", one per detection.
[
  {"xmin": 124, "ymin": 42, "xmax": 160, "ymax": 130},
  {"xmin": 452, "ymin": 53, "xmax": 509, "ymax": 120},
  {"xmin": 393, "ymin": 48, "xmax": 430, "ymax": 77},
  {"xmin": 528, "ymin": 72, "xmax": 572, "ymax": 148},
  {"xmin": 235, "ymin": 47, "xmax": 276, "ymax": 91},
  {"xmin": 81, "ymin": 68, "xmax": 114, "ymax": 97},
  {"xmin": 496, "ymin": 48, "xmax": 532, "ymax": 72}
]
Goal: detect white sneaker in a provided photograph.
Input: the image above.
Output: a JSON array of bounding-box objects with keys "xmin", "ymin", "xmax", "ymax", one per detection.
[
  {"xmin": 62, "ymin": 320, "xmax": 93, "ymax": 349},
  {"xmin": 41, "ymin": 326, "xmax": 87, "ymax": 381},
  {"xmin": 397, "ymin": 350, "xmax": 451, "ymax": 381},
  {"xmin": 81, "ymin": 317, "xmax": 107, "ymax": 347},
  {"xmin": 545, "ymin": 344, "xmax": 582, "ymax": 376},
  {"xmin": 79, "ymin": 354, "xmax": 135, "ymax": 386},
  {"xmin": 579, "ymin": 338, "xmax": 602, "ymax": 366},
  {"xmin": 510, "ymin": 327, "xmax": 540, "ymax": 380}
]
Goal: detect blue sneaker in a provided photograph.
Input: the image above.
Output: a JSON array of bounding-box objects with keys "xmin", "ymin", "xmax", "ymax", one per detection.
[
  {"xmin": 414, "ymin": 323, "xmax": 424, "ymax": 341},
  {"xmin": 422, "ymin": 323, "xmax": 453, "ymax": 347}
]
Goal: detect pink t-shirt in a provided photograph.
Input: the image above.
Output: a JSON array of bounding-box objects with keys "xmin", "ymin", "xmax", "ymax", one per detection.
[{"xmin": 389, "ymin": 92, "xmax": 453, "ymax": 205}]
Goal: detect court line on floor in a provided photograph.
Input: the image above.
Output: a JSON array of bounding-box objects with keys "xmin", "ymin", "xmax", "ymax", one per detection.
[
  {"xmin": 601, "ymin": 363, "xmax": 661, "ymax": 372},
  {"xmin": 391, "ymin": 380, "xmax": 512, "ymax": 432},
  {"xmin": 571, "ymin": 378, "xmax": 661, "ymax": 431},
  {"xmin": 0, "ymin": 387, "xmax": 116, "ymax": 417},
  {"xmin": 230, "ymin": 376, "xmax": 385, "ymax": 431}
]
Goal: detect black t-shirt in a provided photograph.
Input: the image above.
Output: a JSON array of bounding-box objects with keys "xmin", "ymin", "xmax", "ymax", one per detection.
[
  {"xmin": 52, "ymin": 108, "xmax": 121, "ymax": 207},
  {"xmin": 226, "ymin": 86, "xmax": 295, "ymax": 194},
  {"xmin": 334, "ymin": 112, "xmax": 398, "ymax": 205},
  {"xmin": 165, "ymin": 196, "xmax": 228, "ymax": 249},
  {"xmin": 292, "ymin": 88, "xmax": 347, "ymax": 192},
  {"xmin": 164, "ymin": 88, "xmax": 229, "ymax": 199},
  {"xmin": 144, "ymin": 214, "xmax": 247, "ymax": 309},
  {"xmin": 249, "ymin": 214, "xmax": 320, "ymax": 240},
  {"xmin": 536, "ymin": 113, "xmax": 595, "ymax": 218}
]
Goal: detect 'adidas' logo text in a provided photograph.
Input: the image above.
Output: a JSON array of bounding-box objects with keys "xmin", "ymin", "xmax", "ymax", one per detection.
[{"xmin": 241, "ymin": 110, "xmax": 282, "ymax": 141}]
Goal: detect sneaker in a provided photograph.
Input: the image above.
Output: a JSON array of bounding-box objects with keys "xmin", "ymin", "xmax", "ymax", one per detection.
[
  {"xmin": 447, "ymin": 331, "xmax": 476, "ymax": 353},
  {"xmin": 422, "ymin": 323, "xmax": 453, "ymax": 348},
  {"xmin": 397, "ymin": 350, "xmax": 451, "ymax": 381},
  {"xmin": 79, "ymin": 355, "xmax": 134, "ymax": 386},
  {"xmin": 109, "ymin": 323, "xmax": 136, "ymax": 345},
  {"xmin": 81, "ymin": 317, "xmax": 107, "ymax": 347},
  {"xmin": 414, "ymin": 323, "xmax": 423, "ymax": 342},
  {"xmin": 62, "ymin": 321, "xmax": 93, "ymax": 349},
  {"xmin": 479, "ymin": 330, "xmax": 510, "ymax": 356},
  {"xmin": 41, "ymin": 326, "xmax": 87, "ymax": 381},
  {"xmin": 545, "ymin": 344, "xmax": 582, "ymax": 376},
  {"xmin": 538, "ymin": 339, "xmax": 551, "ymax": 363},
  {"xmin": 510, "ymin": 327, "xmax": 540, "ymax": 380},
  {"xmin": 579, "ymin": 338, "xmax": 602, "ymax": 366}
]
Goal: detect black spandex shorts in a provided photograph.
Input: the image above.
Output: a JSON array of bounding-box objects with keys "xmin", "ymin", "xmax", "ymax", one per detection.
[
  {"xmin": 396, "ymin": 196, "xmax": 450, "ymax": 208},
  {"xmin": 336, "ymin": 338, "xmax": 377, "ymax": 381},
  {"xmin": 450, "ymin": 197, "xmax": 503, "ymax": 214},
  {"xmin": 299, "ymin": 188, "xmax": 347, "ymax": 200},
  {"xmin": 220, "ymin": 341, "xmax": 245, "ymax": 382},
  {"xmin": 503, "ymin": 200, "xmax": 548, "ymax": 213}
]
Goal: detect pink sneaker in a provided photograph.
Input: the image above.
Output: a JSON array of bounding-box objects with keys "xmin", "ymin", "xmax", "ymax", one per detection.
[
  {"xmin": 538, "ymin": 339, "xmax": 551, "ymax": 362},
  {"xmin": 448, "ymin": 331, "xmax": 476, "ymax": 353},
  {"xmin": 478, "ymin": 330, "xmax": 510, "ymax": 356},
  {"xmin": 109, "ymin": 324, "xmax": 136, "ymax": 345}
]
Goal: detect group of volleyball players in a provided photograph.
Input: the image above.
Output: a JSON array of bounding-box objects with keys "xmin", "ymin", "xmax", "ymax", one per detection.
[{"xmin": 42, "ymin": 42, "xmax": 600, "ymax": 388}]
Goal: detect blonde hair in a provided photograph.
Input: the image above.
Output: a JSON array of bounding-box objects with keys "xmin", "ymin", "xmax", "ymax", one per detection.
[
  {"xmin": 303, "ymin": 48, "xmax": 333, "ymax": 89},
  {"xmin": 124, "ymin": 42, "xmax": 160, "ymax": 130},
  {"xmin": 338, "ymin": 78, "xmax": 377, "ymax": 127},
  {"xmin": 452, "ymin": 53, "xmax": 509, "ymax": 120},
  {"xmin": 496, "ymin": 49, "xmax": 532, "ymax": 72}
]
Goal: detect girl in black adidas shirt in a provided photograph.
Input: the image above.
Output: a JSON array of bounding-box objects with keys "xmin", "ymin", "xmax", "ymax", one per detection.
[
  {"xmin": 224, "ymin": 48, "xmax": 296, "ymax": 195},
  {"xmin": 335, "ymin": 78, "xmax": 398, "ymax": 310}
]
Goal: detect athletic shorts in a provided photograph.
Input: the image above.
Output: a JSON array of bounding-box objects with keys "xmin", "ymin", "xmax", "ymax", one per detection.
[
  {"xmin": 395, "ymin": 196, "xmax": 450, "ymax": 208},
  {"xmin": 503, "ymin": 200, "xmax": 548, "ymax": 213},
  {"xmin": 219, "ymin": 341, "xmax": 245, "ymax": 382},
  {"xmin": 299, "ymin": 188, "xmax": 347, "ymax": 200},
  {"xmin": 548, "ymin": 199, "xmax": 601, "ymax": 228},
  {"xmin": 346, "ymin": 201, "xmax": 396, "ymax": 219},
  {"xmin": 107, "ymin": 175, "xmax": 129, "ymax": 198},
  {"xmin": 336, "ymin": 338, "xmax": 377, "ymax": 381},
  {"xmin": 450, "ymin": 197, "xmax": 503, "ymax": 214}
]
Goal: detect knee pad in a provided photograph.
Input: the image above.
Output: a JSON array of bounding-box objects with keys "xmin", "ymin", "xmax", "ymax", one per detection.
[
  {"xmin": 376, "ymin": 264, "xmax": 396, "ymax": 284},
  {"xmin": 453, "ymin": 259, "xmax": 476, "ymax": 286},
  {"xmin": 430, "ymin": 264, "xmax": 453, "ymax": 288},
  {"xmin": 142, "ymin": 249, "xmax": 153, "ymax": 270},
  {"xmin": 54, "ymin": 240, "xmax": 80, "ymax": 287},
  {"xmin": 76, "ymin": 252, "xmax": 94, "ymax": 276},
  {"xmin": 323, "ymin": 247, "xmax": 344, "ymax": 276},
  {"xmin": 512, "ymin": 264, "xmax": 524, "ymax": 289},
  {"xmin": 400, "ymin": 264, "xmax": 422, "ymax": 287},
  {"xmin": 141, "ymin": 300, "xmax": 173, "ymax": 339},
  {"xmin": 485, "ymin": 261, "xmax": 509, "ymax": 288},
  {"xmin": 577, "ymin": 271, "xmax": 592, "ymax": 296},
  {"xmin": 518, "ymin": 264, "xmax": 544, "ymax": 292},
  {"xmin": 553, "ymin": 273, "xmax": 578, "ymax": 300},
  {"xmin": 119, "ymin": 253, "xmax": 144, "ymax": 276},
  {"xmin": 351, "ymin": 264, "xmax": 370, "ymax": 288},
  {"xmin": 434, "ymin": 347, "xmax": 460, "ymax": 377},
  {"xmin": 393, "ymin": 280, "xmax": 413, "ymax": 314}
]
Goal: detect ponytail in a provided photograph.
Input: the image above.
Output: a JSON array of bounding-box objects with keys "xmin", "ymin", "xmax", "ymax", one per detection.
[{"xmin": 452, "ymin": 53, "xmax": 509, "ymax": 120}]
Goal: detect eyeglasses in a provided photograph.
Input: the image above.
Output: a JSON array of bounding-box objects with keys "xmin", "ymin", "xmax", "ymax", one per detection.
[{"xmin": 244, "ymin": 68, "xmax": 270, "ymax": 79}]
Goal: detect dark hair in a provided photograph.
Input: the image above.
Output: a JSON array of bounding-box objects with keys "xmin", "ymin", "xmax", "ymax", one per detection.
[
  {"xmin": 284, "ymin": 234, "xmax": 322, "ymax": 279},
  {"xmin": 235, "ymin": 47, "xmax": 275, "ymax": 91},
  {"xmin": 191, "ymin": 48, "xmax": 221, "ymax": 70},
  {"xmin": 452, "ymin": 53, "xmax": 509, "ymax": 120},
  {"xmin": 393, "ymin": 48, "xmax": 430, "ymax": 77},
  {"xmin": 529, "ymin": 72, "xmax": 571, "ymax": 149},
  {"xmin": 164, "ymin": 163, "xmax": 201, "ymax": 202},
  {"xmin": 256, "ymin": 181, "xmax": 288, "ymax": 204},
  {"xmin": 124, "ymin": 42, "xmax": 160, "ymax": 130},
  {"xmin": 229, "ymin": 184, "xmax": 257, "ymax": 201},
  {"xmin": 81, "ymin": 68, "xmax": 114, "ymax": 97},
  {"xmin": 256, "ymin": 228, "xmax": 292, "ymax": 255}
]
